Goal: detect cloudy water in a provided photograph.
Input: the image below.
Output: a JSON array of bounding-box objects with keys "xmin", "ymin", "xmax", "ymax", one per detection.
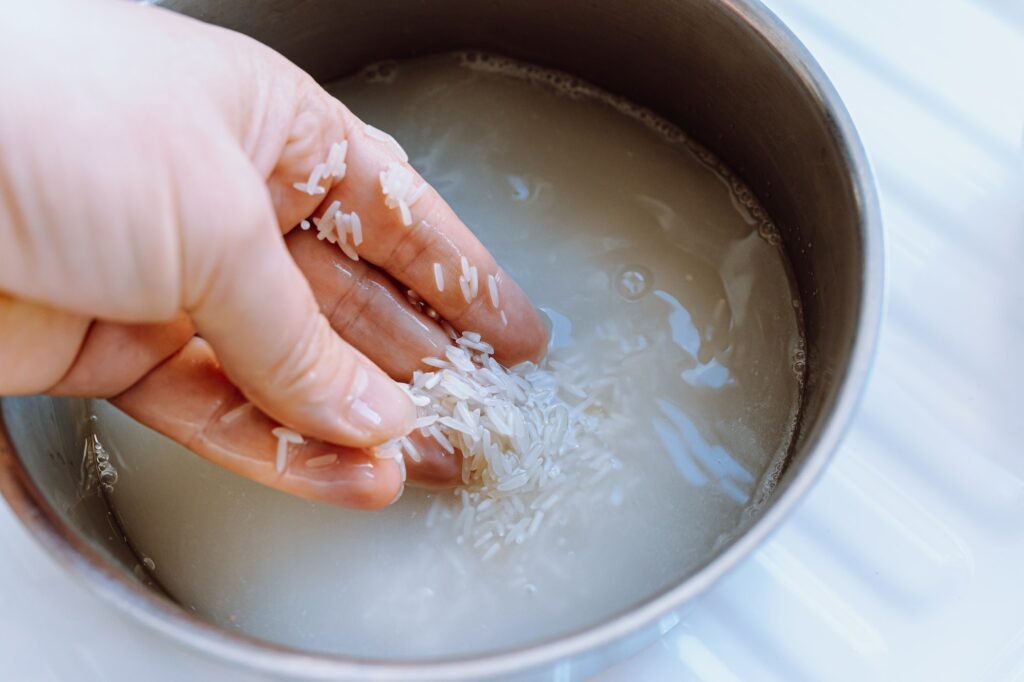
[{"xmin": 90, "ymin": 53, "xmax": 803, "ymax": 659}]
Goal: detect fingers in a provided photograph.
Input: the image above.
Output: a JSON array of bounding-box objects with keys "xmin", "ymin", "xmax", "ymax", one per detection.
[
  {"xmin": 403, "ymin": 431, "xmax": 462, "ymax": 490},
  {"xmin": 287, "ymin": 230, "xmax": 451, "ymax": 380},
  {"xmin": 38, "ymin": 236, "xmax": 461, "ymax": 491},
  {"xmin": 0, "ymin": 294, "xmax": 90, "ymax": 394},
  {"xmin": 266, "ymin": 96, "xmax": 548, "ymax": 366},
  {"xmin": 49, "ymin": 313, "xmax": 195, "ymax": 397},
  {"xmin": 181, "ymin": 148, "xmax": 414, "ymax": 449},
  {"xmin": 113, "ymin": 338, "xmax": 400, "ymax": 509},
  {"xmin": 112, "ymin": 337, "xmax": 459, "ymax": 507},
  {"xmin": 44, "ymin": 231, "xmax": 450, "ymax": 399}
]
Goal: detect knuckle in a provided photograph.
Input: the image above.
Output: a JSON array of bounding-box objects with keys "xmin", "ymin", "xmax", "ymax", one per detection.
[
  {"xmin": 261, "ymin": 314, "xmax": 364, "ymax": 414},
  {"xmin": 324, "ymin": 262, "xmax": 374, "ymax": 334}
]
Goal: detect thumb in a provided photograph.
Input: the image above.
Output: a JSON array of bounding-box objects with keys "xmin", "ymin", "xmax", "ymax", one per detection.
[{"xmin": 183, "ymin": 146, "xmax": 414, "ymax": 448}]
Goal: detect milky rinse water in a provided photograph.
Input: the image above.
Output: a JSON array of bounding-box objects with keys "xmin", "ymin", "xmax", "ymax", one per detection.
[{"xmin": 89, "ymin": 54, "xmax": 804, "ymax": 659}]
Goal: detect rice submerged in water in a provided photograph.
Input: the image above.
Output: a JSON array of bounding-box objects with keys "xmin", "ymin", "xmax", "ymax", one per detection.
[{"xmin": 401, "ymin": 332, "xmax": 623, "ymax": 555}]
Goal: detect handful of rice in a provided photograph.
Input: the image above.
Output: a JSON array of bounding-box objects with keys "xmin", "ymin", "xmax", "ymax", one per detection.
[
  {"xmin": 400, "ymin": 332, "xmax": 621, "ymax": 560},
  {"xmin": 286, "ymin": 135, "xmax": 622, "ymax": 556}
]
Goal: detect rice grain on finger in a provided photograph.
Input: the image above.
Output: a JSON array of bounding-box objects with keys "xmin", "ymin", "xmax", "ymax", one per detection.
[{"xmin": 433, "ymin": 262, "xmax": 445, "ymax": 292}]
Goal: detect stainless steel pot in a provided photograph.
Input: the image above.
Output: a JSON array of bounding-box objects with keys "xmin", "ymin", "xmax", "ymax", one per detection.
[{"xmin": 0, "ymin": 0, "xmax": 882, "ymax": 679}]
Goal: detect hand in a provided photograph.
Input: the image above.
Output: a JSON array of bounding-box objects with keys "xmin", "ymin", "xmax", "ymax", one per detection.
[{"xmin": 0, "ymin": 0, "xmax": 546, "ymax": 507}]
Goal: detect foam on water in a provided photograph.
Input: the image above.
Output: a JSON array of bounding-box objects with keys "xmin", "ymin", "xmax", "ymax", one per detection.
[{"xmin": 90, "ymin": 53, "xmax": 804, "ymax": 659}]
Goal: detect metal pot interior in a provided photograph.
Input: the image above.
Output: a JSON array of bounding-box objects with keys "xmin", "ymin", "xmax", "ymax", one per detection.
[{"xmin": 0, "ymin": 0, "xmax": 880, "ymax": 678}]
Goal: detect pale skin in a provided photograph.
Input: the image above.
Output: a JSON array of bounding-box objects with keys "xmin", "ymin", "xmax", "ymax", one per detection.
[{"xmin": 0, "ymin": 0, "xmax": 547, "ymax": 508}]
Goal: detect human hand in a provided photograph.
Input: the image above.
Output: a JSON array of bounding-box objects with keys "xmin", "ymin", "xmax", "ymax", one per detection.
[{"xmin": 0, "ymin": 0, "xmax": 547, "ymax": 507}]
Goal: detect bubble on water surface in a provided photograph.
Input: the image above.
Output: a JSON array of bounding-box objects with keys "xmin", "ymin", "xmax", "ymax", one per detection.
[{"xmin": 616, "ymin": 265, "xmax": 653, "ymax": 300}]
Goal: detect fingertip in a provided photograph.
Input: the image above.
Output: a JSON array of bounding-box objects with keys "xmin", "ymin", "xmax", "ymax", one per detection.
[
  {"xmin": 337, "ymin": 360, "xmax": 417, "ymax": 445},
  {"xmin": 404, "ymin": 433, "xmax": 462, "ymax": 489},
  {"xmin": 312, "ymin": 452, "xmax": 404, "ymax": 510},
  {"xmin": 477, "ymin": 277, "xmax": 549, "ymax": 366},
  {"xmin": 497, "ymin": 302, "xmax": 549, "ymax": 365}
]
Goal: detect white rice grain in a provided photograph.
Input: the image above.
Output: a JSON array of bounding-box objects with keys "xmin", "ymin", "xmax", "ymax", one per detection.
[
  {"xmin": 352, "ymin": 367, "xmax": 369, "ymax": 399},
  {"xmin": 276, "ymin": 447, "xmax": 297, "ymax": 475},
  {"xmin": 425, "ymin": 497, "xmax": 442, "ymax": 528},
  {"xmin": 527, "ymin": 510, "xmax": 545, "ymax": 537},
  {"xmin": 292, "ymin": 180, "xmax": 327, "ymax": 196},
  {"xmin": 469, "ymin": 266, "xmax": 479, "ymax": 299},
  {"xmin": 270, "ymin": 426, "xmax": 304, "ymax": 473},
  {"xmin": 316, "ymin": 200, "xmax": 342, "ymax": 243},
  {"xmin": 338, "ymin": 239, "xmax": 360, "ymax": 262},
  {"xmin": 433, "ymin": 263, "xmax": 445, "ymax": 292},
  {"xmin": 407, "ymin": 182, "xmax": 428, "ymax": 207},
  {"xmin": 219, "ymin": 402, "xmax": 252, "ymax": 425},
  {"xmin": 427, "ymin": 425, "xmax": 454, "ymax": 454},
  {"xmin": 326, "ymin": 140, "xmax": 349, "ymax": 178},
  {"xmin": 487, "ymin": 274, "xmax": 500, "ymax": 308},
  {"xmin": 350, "ymin": 212, "xmax": 363, "ymax": 245},
  {"xmin": 439, "ymin": 416, "xmax": 475, "ymax": 437},
  {"xmin": 415, "ymin": 414, "xmax": 439, "ymax": 429},
  {"xmin": 372, "ymin": 443, "xmax": 402, "ymax": 461},
  {"xmin": 271, "ymin": 427, "xmax": 304, "ymax": 444},
  {"xmin": 400, "ymin": 436, "xmax": 423, "ymax": 463},
  {"xmin": 305, "ymin": 453, "xmax": 338, "ymax": 469},
  {"xmin": 379, "ymin": 162, "xmax": 420, "ymax": 226},
  {"xmin": 336, "ymin": 208, "xmax": 351, "ymax": 234},
  {"xmin": 364, "ymin": 124, "xmax": 409, "ymax": 162},
  {"xmin": 352, "ymin": 399, "xmax": 381, "ymax": 424},
  {"xmin": 396, "ymin": 451, "xmax": 407, "ymax": 482},
  {"xmin": 481, "ymin": 543, "xmax": 501, "ymax": 561},
  {"xmin": 473, "ymin": 531, "xmax": 495, "ymax": 548}
]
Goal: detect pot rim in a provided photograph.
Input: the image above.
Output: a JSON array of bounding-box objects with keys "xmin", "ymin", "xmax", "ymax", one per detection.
[{"xmin": 0, "ymin": 0, "xmax": 883, "ymax": 678}]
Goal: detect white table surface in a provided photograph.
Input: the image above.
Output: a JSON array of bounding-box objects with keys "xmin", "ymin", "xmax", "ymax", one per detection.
[{"xmin": 2, "ymin": 0, "xmax": 1022, "ymax": 679}]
